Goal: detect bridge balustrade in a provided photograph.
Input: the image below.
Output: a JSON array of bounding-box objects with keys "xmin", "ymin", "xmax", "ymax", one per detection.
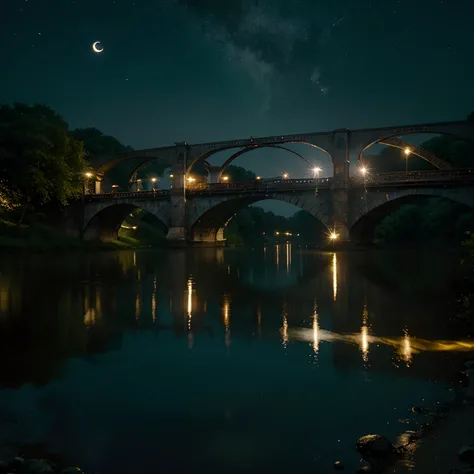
[
  {"xmin": 363, "ymin": 169, "xmax": 474, "ymax": 185},
  {"xmin": 85, "ymin": 169, "xmax": 474, "ymax": 200}
]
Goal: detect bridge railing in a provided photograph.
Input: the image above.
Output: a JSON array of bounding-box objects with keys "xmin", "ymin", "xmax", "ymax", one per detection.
[
  {"xmin": 360, "ymin": 169, "xmax": 474, "ymax": 185},
  {"xmin": 85, "ymin": 170, "xmax": 474, "ymax": 199},
  {"xmin": 188, "ymin": 178, "xmax": 332, "ymax": 194},
  {"xmin": 86, "ymin": 190, "xmax": 170, "ymax": 199}
]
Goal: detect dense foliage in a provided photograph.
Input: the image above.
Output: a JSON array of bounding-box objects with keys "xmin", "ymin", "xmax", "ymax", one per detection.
[
  {"xmin": 373, "ymin": 198, "xmax": 474, "ymax": 246},
  {"xmin": 363, "ymin": 114, "xmax": 474, "ymax": 246},
  {"xmin": 225, "ymin": 208, "xmax": 326, "ymax": 245},
  {"xmin": 0, "ymin": 104, "xmax": 87, "ymax": 221}
]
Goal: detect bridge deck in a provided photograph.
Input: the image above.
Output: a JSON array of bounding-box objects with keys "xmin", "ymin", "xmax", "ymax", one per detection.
[{"xmin": 85, "ymin": 169, "xmax": 474, "ymax": 200}]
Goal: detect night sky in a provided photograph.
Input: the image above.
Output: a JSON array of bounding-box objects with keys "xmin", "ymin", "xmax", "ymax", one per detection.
[{"xmin": 2, "ymin": 0, "xmax": 474, "ymax": 212}]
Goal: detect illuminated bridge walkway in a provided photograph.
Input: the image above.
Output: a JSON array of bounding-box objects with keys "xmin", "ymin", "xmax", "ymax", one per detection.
[{"xmin": 81, "ymin": 169, "xmax": 474, "ymax": 245}]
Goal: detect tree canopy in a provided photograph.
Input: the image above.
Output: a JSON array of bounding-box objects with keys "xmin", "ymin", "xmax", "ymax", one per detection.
[{"xmin": 0, "ymin": 103, "xmax": 87, "ymax": 217}]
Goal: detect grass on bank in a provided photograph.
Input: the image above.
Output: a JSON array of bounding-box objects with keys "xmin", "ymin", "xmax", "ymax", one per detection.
[{"xmin": 0, "ymin": 219, "xmax": 152, "ymax": 252}]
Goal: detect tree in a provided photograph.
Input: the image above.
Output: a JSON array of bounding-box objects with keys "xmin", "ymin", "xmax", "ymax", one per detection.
[
  {"xmin": 226, "ymin": 165, "xmax": 257, "ymax": 182},
  {"xmin": 0, "ymin": 103, "xmax": 87, "ymax": 221}
]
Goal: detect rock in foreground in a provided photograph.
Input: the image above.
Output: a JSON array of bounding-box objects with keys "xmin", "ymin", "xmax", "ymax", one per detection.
[
  {"xmin": 459, "ymin": 445, "xmax": 474, "ymax": 463},
  {"xmin": 356, "ymin": 434, "xmax": 394, "ymax": 458}
]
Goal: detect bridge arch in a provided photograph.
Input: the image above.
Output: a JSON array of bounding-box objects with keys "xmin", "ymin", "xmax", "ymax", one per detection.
[
  {"xmin": 187, "ymin": 193, "xmax": 331, "ymax": 243},
  {"xmin": 216, "ymin": 145, "xmax": 313, "ymax": 182},
  {"xmin": 83, "ymin": 199, "xmax": 170, "ymax": 242},
  {"xmin": 187, "ymin": 142, "xmax": 331, "ymax": 177},
  {"xmin": 358, "ymin": 126, "xmax": 474, "ymax": 167},
  {"xmin": 350, "ymin": 187, "xmax": 474, "ymax": 243},
  {"xmin": 377, "ymin": 138, "xmax": 452, "ymax": 170}
]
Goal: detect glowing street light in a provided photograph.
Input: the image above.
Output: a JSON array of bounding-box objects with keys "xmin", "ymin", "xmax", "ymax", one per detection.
[
  {"xmin": 360, "ymin": 166, "xmax": 367, "ymax": 176},
  {"xmin": 170, "ymin": 174, "xmax": 174, "ymax": 178},
  {"xmin": 187, "ymin": 176, "xmax": 195, "ymax": 182},
  {"xmin": 404, "ymin": 147, "xmax": 411, "ymax": 172},
  {"xmin": 256, "ymin": 176, "xmax": 261, "ymax": 180},
  {"xmin": 312, "ymin": 167, "xmax": 322, "ymax": 178},
  {"xmin": 282, "ymin": 172, "xmax": 289, "ymax": 179},
  {"xmin": 329, "ymin": 232, "xmax": 338, "ymax": 240},
  {"xmin": 151, "ymin": 177, "xmax": 157, "ymax": 183},
  {"xmin": 84, "ymin": 172, "xmax": 93, "ymax": 178},
  {"xmin": 222, "ymin": 176, "xmax": 229, "ymax": 181}
]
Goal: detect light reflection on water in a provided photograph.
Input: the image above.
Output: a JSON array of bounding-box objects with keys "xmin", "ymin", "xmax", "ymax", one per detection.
[{"xmin": 0, "ymin": 246, "xmax": 471, "ymax": 474}]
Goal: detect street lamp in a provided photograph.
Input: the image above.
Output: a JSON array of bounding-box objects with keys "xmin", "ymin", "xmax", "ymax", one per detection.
[
  {"xmin": 222, "ymin": 176, "xmax": 229, "ymax": 182},
  {"xmin": 329, "ymin": 231, "xmax": 338, "ymax": 249},
  {"xmin": 312, "ymin": 167, "xmax": 322, "ymax": 178},
  {"xmin": 151, "ymin": 177, "xmax": 157, "ymax": 190},
  {"xmin": 282, "ymin": 172, "xmax": 289, "ymax": 179},
  {"xmin": 360, "ymin": 166, "xmax": 368, "ymax": 194},
  {"xmin": 404, "ymin": 147, "xmax": 410, "ymax": 172}
]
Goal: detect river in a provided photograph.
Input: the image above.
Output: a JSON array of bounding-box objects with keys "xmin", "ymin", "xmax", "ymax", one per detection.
[{"xmin": 0, "ymin": 246, "xmax": 472, "ymax": 473}]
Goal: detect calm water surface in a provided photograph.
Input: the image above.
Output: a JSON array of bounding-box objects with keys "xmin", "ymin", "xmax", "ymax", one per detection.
[{"xmin": 0, "ymin": 246, "xmax": 472, "ymax": 473}]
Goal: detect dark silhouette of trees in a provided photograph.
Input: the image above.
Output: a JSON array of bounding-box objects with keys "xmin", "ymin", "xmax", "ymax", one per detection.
[{"xmin": 0, "ymin": 103, "xmax": 87, "ymax": 221}]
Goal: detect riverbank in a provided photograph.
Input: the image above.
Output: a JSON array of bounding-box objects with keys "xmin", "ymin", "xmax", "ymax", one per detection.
[
  {"xmin": 392, "ymin": 362, "xmax": 474, "ymax": 474},
  {"xmin": 393, "ymin": 405, "xmax": 474, "ymax": 473},
  {"xmin": 0, "ymin": 219, "xmax": 159, "ymax": 253}
]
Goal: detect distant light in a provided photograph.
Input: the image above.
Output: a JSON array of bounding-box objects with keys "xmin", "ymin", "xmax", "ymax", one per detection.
[
  {"xmin": 313, "ymin": 167, "xmax": 322, "ymax": 173},
  {"xmin": 282, "ymin": 172, "xmax": 289, "ymax": 179},
  {"xmin": 404, "ymin": 147, "xmax": 411, "ymax": 156},
  {"xmin": 170, "ymin": 174, "xmax": 174, "ymax": 178},
  {"xmin": 133, "ymin": 226, "xmax": 137, "ymax": 230},
  {"xmin": 187, "ymin": 176, "xmax": 195, "ymax": 182},
  {"xmin": 151, "ymin": 177, "xmax": 157, "ymax": 183},
  {"xmin": 222, "ymin": 176, "xmax": 229, "ymax": 181},
  {"xmin": 256, "ymin": 176, "xmax": 261, "ymax": 180},
  {"xmin": 329, "ymin": 232, "xmax": 338, "ymax": 240},
  {"xmin": 112, "ymin": 184, "xmax": 119, "ymax": 188},
  {"xmin": 275, "ymin": 231, "xmax": 280, "ymax": 235},
  {"xmin": 360, "ymin": 167, "xmax": 367, "ymax": 175},
  {"xmin": 85, "ymin": 172, "xmax": 93, "ymax": 178}
]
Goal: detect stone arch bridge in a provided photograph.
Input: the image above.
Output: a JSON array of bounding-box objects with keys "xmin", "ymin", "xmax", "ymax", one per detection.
[
  {"xmin": 81, "ymin": 170, "xmax": 474, "ymax": 245},
  {"xmin": 81, "ymin": 119, "xmax": 474, "ymax": 245}
]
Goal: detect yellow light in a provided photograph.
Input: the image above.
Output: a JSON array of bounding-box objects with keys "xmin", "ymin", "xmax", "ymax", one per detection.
[
  {"xmin": 404, "ymin": 147, "xmax": 411, "ymax": 156},
  {"xmin": 151, "ymin": 177, "xmax": 157, "ymax": 182},
  {"xmin": 360, "ymin": 167, "xmax": 367, "ymax": 175},
  {"xmin": 275, "ymin": 231, "xmax": 280, "ymax": 235},
  {"xmin": 222, "ymin": 176, "xmax": 229, "ymax": 181},
  {"xmin": 112, "ymin": 184, "xmax": 119, "ymax": 188},
  {"xmin": 187, "ymin": 176, "xmax": 195, "ymax": 182},
  {"xmin": 170, "ymin": 174, "xmax": 174, "ymax": 178},
  {"xmin": 282, "ymin": 172, "xmax": 289, "ymax": 179},
  {"xmin": 256, "ymin": 176, "xmax": 261, "ymax": 180},
  {"xmin": 85, "ymin": 172, "xmax": 93, "ymax": 178},
  {"xmin": 329, "ymin": 232, "xmax": 338, "ymax": 240},
  {"xmin": 132, "ymin": 226, "xmax": 137, "ymax": 230}
]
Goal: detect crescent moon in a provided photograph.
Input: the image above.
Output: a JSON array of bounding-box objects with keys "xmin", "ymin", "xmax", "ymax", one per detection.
[{"xmin": 92, "ymin": 41, "xmax": 103, "ymax": 53}]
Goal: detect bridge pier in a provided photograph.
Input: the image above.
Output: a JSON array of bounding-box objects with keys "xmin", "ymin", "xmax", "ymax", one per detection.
[
  {"xmin": 166, "ymin": 144, "xmax": 188, "ymax": 246},
  {"xmin": 208, "ymin": 166, "xmax": 221, "ymax": 184},
  {"xmin": 329, "ymin": 131, "xmax": 351, "ymax": 243}
]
